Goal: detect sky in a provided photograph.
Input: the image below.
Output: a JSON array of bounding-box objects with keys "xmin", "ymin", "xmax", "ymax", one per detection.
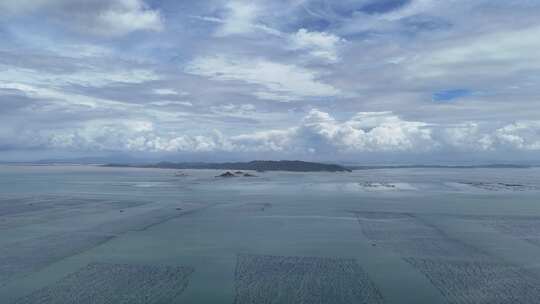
[{"xmin": 1, "ymin": 0, "xmax": 540, "ymax": 163}]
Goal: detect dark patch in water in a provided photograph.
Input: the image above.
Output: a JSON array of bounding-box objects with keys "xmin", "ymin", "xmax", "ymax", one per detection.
[
  {"xmin": 0, "ymin": 234, "xmax": 113, "ymax": 286},
  {"xmin": 457, "ymin": 182, "xmax": 537, "ymax": 191},
  {"xmin": 13, "ymin": 262, "xmax": 194, "ymax": 304},
  {"xmin": 355, "ymin": 211, "xmax": 540, "ymax": 303},
  {"xmin": 234, "ymin": 254, "xmax": 383, "ymax": 304}
]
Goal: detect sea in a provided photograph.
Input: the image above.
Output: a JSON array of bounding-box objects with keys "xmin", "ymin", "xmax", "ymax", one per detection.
[{"xmin": 1, "ymin": 165, "xmax": 540, "ymax": 303}]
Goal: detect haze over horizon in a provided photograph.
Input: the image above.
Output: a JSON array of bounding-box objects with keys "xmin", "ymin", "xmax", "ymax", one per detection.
[{"xmin": 2, "ymin": 0, "xmax": 540, "ymax": 162}]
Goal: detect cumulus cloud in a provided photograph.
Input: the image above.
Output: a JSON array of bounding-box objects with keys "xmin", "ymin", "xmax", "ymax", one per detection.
[
  {"xmin": 494, "ymin": 121, "xmax": 540, "ymax": 151},
  {"xmin": 438, "ymin": 123, "xmax": 493, "ymax": 151},
  {"xmin": 185, "ymin": 56, "xmax": 340, "ymax": 101},
  {"xmin": 42, "ymin": 121, "xmax": 232, "ymax": 153},
  {"xmin": 6, "ymin": 108, "xmax": 540, "ymax": 157},
  {"xmin": 283, "ymin": 110, "xmax": 435, "ymax": 153},
  {"xmin": 2, "ymin": 0, "xmax": 540, "ymax": 162}
]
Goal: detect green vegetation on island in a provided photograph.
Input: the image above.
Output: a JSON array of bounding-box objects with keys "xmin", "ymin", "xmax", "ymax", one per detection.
[{"xmin": 104, "ymin": 160, "xmax": 351, "ymax": 172}]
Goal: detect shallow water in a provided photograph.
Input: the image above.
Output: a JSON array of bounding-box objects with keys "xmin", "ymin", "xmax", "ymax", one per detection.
[{"xmin": 1, "ymin": 165, "xmax": 540, "ymax": 303}]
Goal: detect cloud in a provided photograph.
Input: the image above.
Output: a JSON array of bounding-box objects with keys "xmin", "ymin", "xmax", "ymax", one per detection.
[
  {"xmin": 407, "ymin": 25, "xmax": 540, "ymax": 82},
  {"xmin": 210, "ymin": 103, "xmax": 256, "ymax": 116},
  {"xmin": 5, "ymin": 106, "xmax": 540, "ymax": 157},
  {"xmin": 438, "ymin": 123, "xmax": 493, "ymax": 151},
  {"xmin": 494, "ymin": 121, "xmax": 540, "ymax": 151},
  {"xmin": 290, "ymin": 28, "xmax": 345, "ymax": 62},
  {"xmin": 92, "ymin": 0, "xmax": 163, "ymax": 36},
  {"xmin": 0, "ymin": 0, "xmax": 163, "ymax": 37},
  {"xmin": 185, "ymin": 56, "xmax": 340, "ymax": 101},
  {"xmin": 0, "ymin": 63, "xmax": 160, "ymax": 89},
  {"xmin": 216, "ymin": 1, "xmax": 260, "ymax": 36},
  {"xmin": 294, "ymin": 109, "xmax": 435, "ymax": 153},
  {"xmin": 153, "ymin": 88, "xmax": 184, "ymax": 96},
  {"xmin": 42, "ymin": 121, "xmax": 232, "ymax": 153},
  {"xmin": 2, "ymin": 0, "xmax": 540, "ymax": 162},
  {"xmin": 149, "ymin": 101, "xmax": 193, "ymax": 107},
  {"xmin": 381, "ymin": 0, "xmax": 437, "ymax": 21}
]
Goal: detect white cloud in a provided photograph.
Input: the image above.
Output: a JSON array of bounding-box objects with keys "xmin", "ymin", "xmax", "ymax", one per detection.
[
  {"xmin": 93, "ymin": 0, "xmax": 163, "ymax": 36},
  {"xmin": 185, "ymin": 56, "xmax": 340, "ymax": 101},
  {"xmin": 232, "ymin": 129, "xmax": 293, "ymax": 152},
  {"xmin": 0, "ymin": 0, "xmax": 163, "ymax": 37},
  {"xmin": 494, "ymin": 121, "xmax": 540, "ymax": 150},
  {"xmin": 0, "ymin": 81, "xmax": 180, "ymax": 124},
  {"xmin": 382, "ymin": 0, "xmax": 438, "ymax": 21},
  {"xmin": 153, "ymin": 88, "xmax": 184, "ymax": 96},
  {"xmin": 217, "ymin": 1, "xmax": 260, "ymax": 36},
  {"xmin": 0, "ymin": 65, "xmax": 160, "ymax": 88},
  {"xmin": 439, "ymin": 123, "xmax": 493, "ymax": 151},
  {"xmin": 45, "ymin": 121, "xmax": 231, "ymax": 153},
  {"xmin": 408, "ymin": 25, "xmax": 540, "ymax": 80},
  {"xmin": 211, "ymin": 103, "xmax": 256, "ymax": 116},
  {"xmin": 7, "ymin": 107, "xmax": 540, "ymax": 155},
  {"xmin": 290, "ymin": 29, "xmax": 345, "ymax": 62},
  {"xmin": 194, "ymin": 2, "xmax": 282, "ymax": 37},
  {"xmin": 296, "ymin": 109, "xmax": 435, "ymax": 152},
  {"xmin": 149, "ymin": 101, "xmax": 193, "ymax": 107}
]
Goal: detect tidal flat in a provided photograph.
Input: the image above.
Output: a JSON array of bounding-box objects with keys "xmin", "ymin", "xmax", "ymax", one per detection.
[{"xmin": 1, "ymin": 165, "xmax": 540, "ymax": 303}]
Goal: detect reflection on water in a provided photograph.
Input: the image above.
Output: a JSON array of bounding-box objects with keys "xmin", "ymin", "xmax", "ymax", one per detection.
[{"xmin": 1, "ymin": 165, "xmax": 540, "ymax": 303}]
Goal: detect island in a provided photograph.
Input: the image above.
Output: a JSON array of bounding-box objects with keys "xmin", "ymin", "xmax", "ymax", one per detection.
[
  {"xmin": 104, "ymin": 160, "xmax": 352, "ymax": 172},
  {"xmin": 216, "ymin": 171, "xmax": 236, "ymax": 177}
]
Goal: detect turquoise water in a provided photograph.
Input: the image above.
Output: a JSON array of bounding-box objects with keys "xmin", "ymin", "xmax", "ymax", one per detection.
[{"xmin": 1, "ymin": 165, "xmax": 540, "ymax": 303}]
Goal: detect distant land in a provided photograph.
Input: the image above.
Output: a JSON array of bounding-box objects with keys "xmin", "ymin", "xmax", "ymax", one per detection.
[
  {"xmin": 104, "ymin": 160, "xmax": 352, "ymax": 172},
  {"xmin": 1, "ymin": 158, "xmax": 536, "ymax": 171},
  {"xmin": 348, "ymin": 164, "xmax": 532, "ymax": 170}
]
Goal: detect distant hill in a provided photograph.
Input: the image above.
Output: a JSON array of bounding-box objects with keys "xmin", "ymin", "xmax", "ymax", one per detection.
[
  {"xmin": 348, "ymin": 164, "xmax": 531, "ymax": 170},
  {"xmin": 104, "ymin": 160, "xmax": 352, "ymax": 172}
]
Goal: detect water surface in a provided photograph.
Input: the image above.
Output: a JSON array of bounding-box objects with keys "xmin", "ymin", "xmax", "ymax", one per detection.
[{"xmin": 1, "ymin": 165, "xmax": 540, "ymax": 303}]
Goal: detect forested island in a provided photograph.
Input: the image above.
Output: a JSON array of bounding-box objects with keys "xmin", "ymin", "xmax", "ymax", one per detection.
[{"xmin": 104, "ymin": 160, "xmax": 351, "ymax": 172}]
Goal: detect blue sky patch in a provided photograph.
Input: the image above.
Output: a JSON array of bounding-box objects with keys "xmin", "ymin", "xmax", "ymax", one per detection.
[
  {"xmin": 361, "ymin": 0, "xmax": 410, "ymax": 14},
  {"xmin": 433, "ymin": 89, "xmax": 472, "ymax": 102}
]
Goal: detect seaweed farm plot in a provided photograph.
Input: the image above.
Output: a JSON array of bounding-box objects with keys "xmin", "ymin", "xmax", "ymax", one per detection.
[
  {"xmin": 355, "ymin": 212, "xmax": 481, "ymax": 259},
  {"xmin": 0, "ymin": 233, "xmax": 113, "ymax": 286},
  {"xmin": 13, "ymin": 262, "xmax": 194, "ymax": 304},
  {"xmin": 355, "ymin": 211, "xmax": 540, "ymax": 304},
  {"xmin": 0, "ymin": 195, "xmax": 149, "ymax": 231},
  {"xmin": 405, "ymin": 258, "xmax": 540, "ymax": 304},
  {"xmin": 455, "ymin": 182, "xmax": 537, "ymax": 192},
  {"xmin": 234, "ymin": 254, "xmax": 383, "ymax": 304},
  {"xmin": 459, "ymin": 215, "xmax": 540, "ymax": 247}
]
